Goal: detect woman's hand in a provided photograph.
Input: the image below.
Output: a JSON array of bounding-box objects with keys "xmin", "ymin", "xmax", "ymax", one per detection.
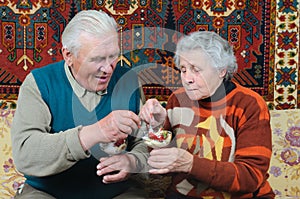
[
  {"xmin": 148, "ymin": 147, "xmax": 193, "ymax": 174},
  {"xmin": 139, "ymin": 98, "xmax": 166, "ymax": 129}
]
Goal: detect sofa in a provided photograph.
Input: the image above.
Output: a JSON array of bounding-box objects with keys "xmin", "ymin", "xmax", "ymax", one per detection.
[{"xmin": 1, "ymin": 99, "xmax": 300, "ymax": 198}]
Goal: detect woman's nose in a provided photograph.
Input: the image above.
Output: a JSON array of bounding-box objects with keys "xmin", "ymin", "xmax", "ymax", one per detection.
[{"xmin": 184, "ymin": 71, "xmax": 195, "ymax": 84}]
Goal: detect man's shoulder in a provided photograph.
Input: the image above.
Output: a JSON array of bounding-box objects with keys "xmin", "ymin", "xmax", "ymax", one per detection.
[
  {"xmin": 31, "ymin": 60, "xmax": 67, "ymax": 90},
  {"xmin": 32, "ymin": 60, "xmax": 65, "ymax": 74},
  {"xmin": 31, "ymin": 60, "xmax": 65, "ymax": 83},
  {"xmin": 111, "ymin": 65, "xmax": 138, "ymax": 86},
  {"xmin": 113, "ymin": 65, "xmax": 136, "ymax": 77}
]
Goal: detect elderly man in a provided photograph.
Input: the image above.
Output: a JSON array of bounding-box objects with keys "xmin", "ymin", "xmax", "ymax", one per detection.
[{"xmin": 11, "ymin": 10, "xmax": 165, "ymax": 199}]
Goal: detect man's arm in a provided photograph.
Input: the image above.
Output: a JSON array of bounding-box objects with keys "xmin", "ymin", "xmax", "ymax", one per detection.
[{"xmin": 11, "ymin": 73, "xmax": 89, "ymax": 177}]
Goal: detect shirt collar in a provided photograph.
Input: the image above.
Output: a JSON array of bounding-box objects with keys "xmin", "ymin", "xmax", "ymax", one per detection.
[{"xmin": 64, "ymin": 63, "xmax": 108, "ymax": 97}]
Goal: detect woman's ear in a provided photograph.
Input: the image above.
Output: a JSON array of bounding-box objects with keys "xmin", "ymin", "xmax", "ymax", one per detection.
[
  {"xmin": 219, "ymin": 69, "xmax": 227, "ymax": 78},
  {"xmin": 62, "ymin": 47, "xmax": 73, "ymax": 66}
]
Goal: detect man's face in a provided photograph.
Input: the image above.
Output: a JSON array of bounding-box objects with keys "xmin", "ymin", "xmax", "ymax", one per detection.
[
  {"xmin": 179, "ymin": 49, "xmax": 225, "ymax": 101},
  {"xmin": 65, "ymin": 32, "xmax": 120, "ymax": 92}
]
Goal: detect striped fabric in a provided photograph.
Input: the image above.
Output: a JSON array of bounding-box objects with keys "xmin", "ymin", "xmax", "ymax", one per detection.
[{"xmin": 164, "ymin": 81, "xmax": 275, "ymax": 198}]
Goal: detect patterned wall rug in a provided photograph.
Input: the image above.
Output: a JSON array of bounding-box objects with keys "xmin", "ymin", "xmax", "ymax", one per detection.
[{"xmin": 0, "ymin": 0, "xmax": 299, "ymax": 109}]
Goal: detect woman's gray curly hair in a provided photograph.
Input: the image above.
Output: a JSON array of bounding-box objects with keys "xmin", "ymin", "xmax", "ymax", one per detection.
[{"xmin": 174, "ymin": 31, "xmax": 238, "ymax": 80}]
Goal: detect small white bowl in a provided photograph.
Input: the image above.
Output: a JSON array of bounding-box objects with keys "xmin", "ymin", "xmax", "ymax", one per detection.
[{"xmin": 99, "ymin": 139, "xmax": 127, "ymax": 155}]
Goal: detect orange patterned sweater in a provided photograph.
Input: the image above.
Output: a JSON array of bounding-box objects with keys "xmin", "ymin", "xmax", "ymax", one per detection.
[{"xmin": 164, "ymin": 81, "xmax": 274, "ymax": 199}]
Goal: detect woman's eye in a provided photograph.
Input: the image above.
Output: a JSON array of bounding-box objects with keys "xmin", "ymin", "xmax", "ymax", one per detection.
[
  {"xmin": 179, "ymin": 66, "xmax": 186, "ymax": 73},
  {"xmin": 191, "ymin": 66, "xmax": 201, "ymax": 73}
]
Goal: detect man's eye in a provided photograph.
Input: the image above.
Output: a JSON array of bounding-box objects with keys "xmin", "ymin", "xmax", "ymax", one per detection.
[
  {"xmin": 109, "ymin": 54, "xmax": 119, "ymax": 59},
  {"xmin": 90, "ymin": 57, "xmax": 104, "ymax": 63}
]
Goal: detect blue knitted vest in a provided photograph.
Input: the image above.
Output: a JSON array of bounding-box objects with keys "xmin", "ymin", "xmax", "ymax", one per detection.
[{"xmin": 26, "ymin": 60, "xmax": 140, "ymax": 198}]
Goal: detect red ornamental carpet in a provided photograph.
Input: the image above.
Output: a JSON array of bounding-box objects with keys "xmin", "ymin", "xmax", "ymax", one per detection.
[
  {"xmin": 0, "ymin": 0, "xmax": 299, "ymax": 109},
  {"xmin": 0, "ymin": 1, "xmax": 300, "ymax": 198}
]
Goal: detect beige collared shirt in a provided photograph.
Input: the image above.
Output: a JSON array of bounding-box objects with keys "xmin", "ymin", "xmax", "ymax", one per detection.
[{"xmin": 64, "ymin": 63, "xmax": 107, "ymax": 111}]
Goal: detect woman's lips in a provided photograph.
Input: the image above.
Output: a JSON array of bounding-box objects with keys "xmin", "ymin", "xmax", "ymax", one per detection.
[{"xmin": 186, "ymin": 88, "xmax": 198, "ymax": 92}]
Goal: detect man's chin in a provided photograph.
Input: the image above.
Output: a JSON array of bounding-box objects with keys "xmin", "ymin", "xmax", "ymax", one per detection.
[
  {"xmin": 90, "ymin": 83, "xmax": 108, "ymax": 93},
  {"xmin": 96, "ymin": 86, "xmax": 108, "ymax": 92}
]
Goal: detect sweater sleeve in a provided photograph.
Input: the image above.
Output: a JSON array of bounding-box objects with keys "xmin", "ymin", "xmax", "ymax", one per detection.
[
  {"xmin": 127, "ymin": 95, "xmax": 150, "ymax": 173},
  {"xmin": 11, "ymin": 73, "xmax": 89, "ymax": 177}
]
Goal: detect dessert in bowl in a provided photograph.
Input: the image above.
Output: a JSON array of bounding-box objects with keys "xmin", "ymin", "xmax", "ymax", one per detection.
[
  {"xmin": 99, "ymin": 139, "xmax": 127, "ymax": 155},
  {"xmin": 142, "ymin": 129, "xmax": 172, "ymax": 148}
]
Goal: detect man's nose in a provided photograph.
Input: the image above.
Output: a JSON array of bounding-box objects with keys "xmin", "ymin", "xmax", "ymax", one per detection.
[{"xmin": 99, "ymin": 58, "xmax": 116, "ymax": 73}]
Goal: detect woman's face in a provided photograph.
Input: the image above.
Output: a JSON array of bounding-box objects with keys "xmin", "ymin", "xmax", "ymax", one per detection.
[
  {"xmin": 179, "ymin": 49, "xmax": 225, "ymax": 101},
  {"xmin": 63, "ymin": 32, "xmax": 120, "ymax": 92}
]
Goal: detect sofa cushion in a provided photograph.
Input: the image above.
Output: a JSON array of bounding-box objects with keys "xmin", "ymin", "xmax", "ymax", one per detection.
[{"xmin": 1, "ymin": 100, "xmax": 299, "ymax": 198}]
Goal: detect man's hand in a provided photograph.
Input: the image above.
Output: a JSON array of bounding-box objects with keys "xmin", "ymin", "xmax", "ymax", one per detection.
[
  {"xmin": 97, "ymin": 110, "xmax": 140, "ymax": 142},
  {"xmin": 79, "ymin": 110, "xmax": 140, "ymax": 151},
  {"xmin": 147, "ymin": 147, "xmax": 193, "ymax": 174},
  {"xmin": 96, "ymin": 154, "xmax": 137, "ymax": 183}
]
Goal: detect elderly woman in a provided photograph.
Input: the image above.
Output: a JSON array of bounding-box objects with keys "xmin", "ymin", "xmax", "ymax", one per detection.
[{"xmin": 141, "ymin": 31, "xmax": 274, "ymax": 199}]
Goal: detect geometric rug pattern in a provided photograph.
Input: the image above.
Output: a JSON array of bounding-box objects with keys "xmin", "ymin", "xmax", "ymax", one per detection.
[
  {"xmin": 0, "ymin": 0, "xmax": 299, "ymax": 110},
  {"xmin": 0, "ymin": 2, "xmax": 299, "ymax": 199}
]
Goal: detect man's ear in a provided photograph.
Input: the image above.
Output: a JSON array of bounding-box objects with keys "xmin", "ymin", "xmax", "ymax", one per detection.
[
  {"xmin": 219, "ymin": 69, "xmax": 227, "ymax": 78},
  {"xmin": 62, "ymin": 47, "xmax": 73, "ymax": 66}
]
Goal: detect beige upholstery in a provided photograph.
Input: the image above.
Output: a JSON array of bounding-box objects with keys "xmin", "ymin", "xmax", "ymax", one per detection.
[{"xmin": 1, "ymin": 100, "xmax": 299, "ymax": 198}]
